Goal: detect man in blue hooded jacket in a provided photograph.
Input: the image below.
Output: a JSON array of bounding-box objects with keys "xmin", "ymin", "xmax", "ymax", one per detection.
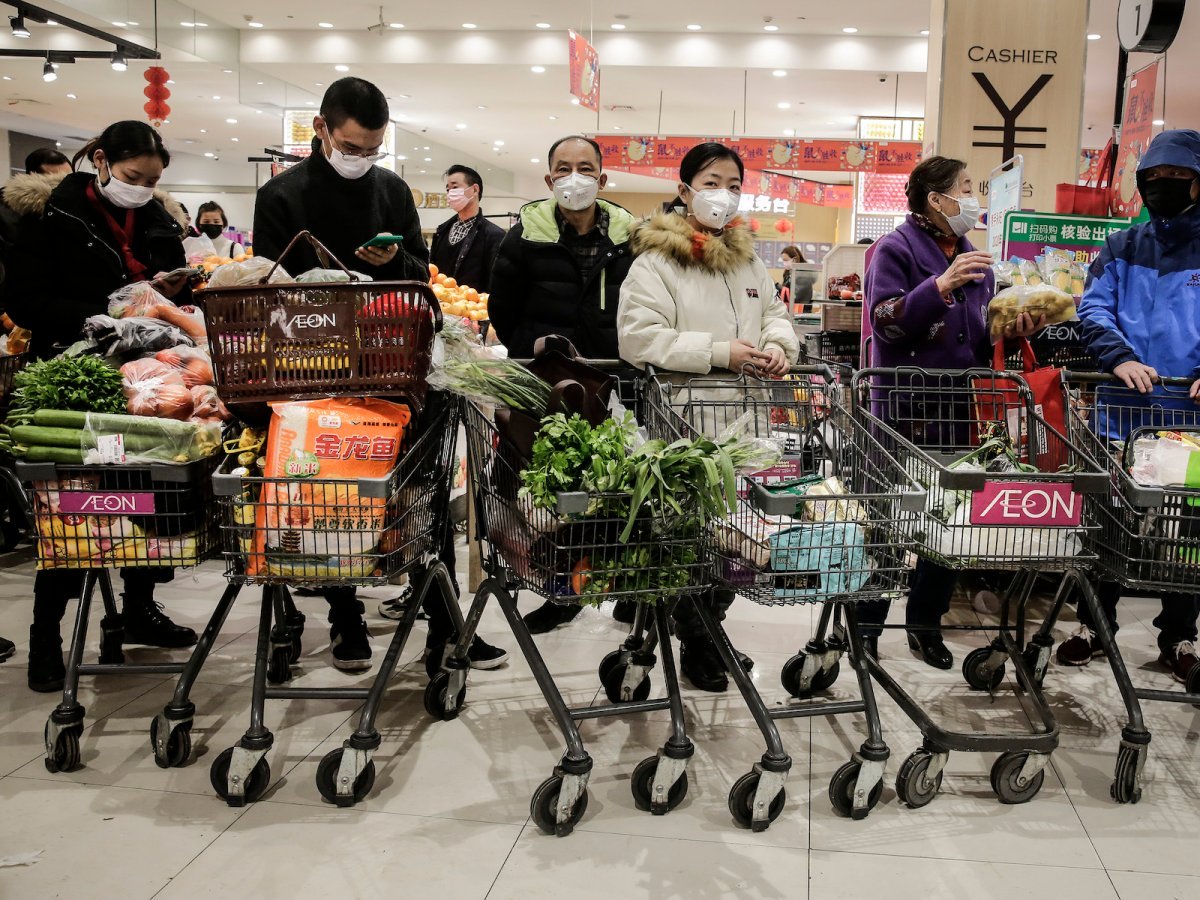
[{"xmin": 1057, "ymin": 129, "xmax": 1200, "ymax": 685}]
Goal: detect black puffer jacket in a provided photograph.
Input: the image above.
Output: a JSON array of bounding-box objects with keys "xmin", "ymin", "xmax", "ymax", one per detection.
[
  {"xmin": 4, "ymin": 172, "xmax": 187, "ymax": 357},
  {"xmin": 488, "ymin": 198, "xmax": 635, "ymax": 359},
  {"xmin": 429, "ymin": 212, "xmax": 505, "ymax": 294}
]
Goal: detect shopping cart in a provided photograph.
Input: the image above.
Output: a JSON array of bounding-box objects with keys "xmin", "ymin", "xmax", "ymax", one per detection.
[
  {"xmin": 1042, "ymin": 373, "xmax": 1200, "ymax": 803},
  {"xmin": 16, "ymin": 457, "xmax": 221, "ymax": 773},
  {"xmin": 458, "ymin": 369, "xmax": 709, "ymax": 836},
  {"xmin": 800, "ymin": 332, "xmax": 859, "ymax": 416},
  {"xmin": 853, "ymin": 366, "xmax": 1108, "ymax": 806},
  {"xmin": 0, "ymin": 351, "xmax": 30, "ymax": 551},
  {"xmin": 644, "ymin": 364, "xmax": 924, "ymax": 824}
]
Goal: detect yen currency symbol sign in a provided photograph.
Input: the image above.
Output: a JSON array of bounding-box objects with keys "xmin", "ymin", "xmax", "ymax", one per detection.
[{"xmin": 971, "ymin": 72, "xmax": 1054, "ymax": 161}]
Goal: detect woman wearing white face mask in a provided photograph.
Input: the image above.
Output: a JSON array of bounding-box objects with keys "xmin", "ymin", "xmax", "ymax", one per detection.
[
  {"xmin": 4, "ymin": 119, "xmax": 199, "ymax": 693},
  {"xmin": 617, "ymin": 142, "xmax": 799, "ymax": 692}
]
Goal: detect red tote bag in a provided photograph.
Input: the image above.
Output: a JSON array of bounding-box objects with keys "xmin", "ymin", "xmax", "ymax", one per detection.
[
  {"xmin": 973, "ymin": 340, "xmax": 1068, "ymax": 472},
  {"xmin": 1056, "ymin": 141, "xmax": 1115, "ymax": 218}
]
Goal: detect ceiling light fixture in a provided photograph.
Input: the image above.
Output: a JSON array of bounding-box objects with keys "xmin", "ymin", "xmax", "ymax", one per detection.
[
  {"xmin": 222, "ymin": 68, "xmax": 233, "ymax": 73},
  {"xmin": 231, "ymin": 137, "xmax": 239, "ymax": 142},
  {"xmin": 200, "ymin": 128, "xmax": 207, "ymax": 133},
  {"xmin": 686, "ymin": 24, "xmax": 702, "ymax": 30},
  {"xmin": 610, "ymin": 22, "xmax": 626, "ymax": 29},
  {"xmin": 180, "ymin": 21, "xmax": 195, "ymax": 27},
  {"xmin": 773, "ymin": 69, "xmax": 787, "ymax": 77},
  {"xmin": 66, "ymin": 92, "xmax": 76, "ymax": 99},
  {"xmin": 763, "ymin": 23, "xmax": 779, "ymax": 32},
  {"xmin": 212, "ymin": 95, "xmax": 221, "ymax": 100},
  {"xmin": 204, "ymin": 152, "xmax": 214, "ymax": 158},
  {"xmin": 127, "ymin": 21, "xmax": 138, "ymax": 26},
  {"xmin": 462, "ymin": 22, "xmax": 476, "ymax": 29},
  {"xmin": 1153, "ymin": 118, "xmax": 1165, "ymax": 125},
  {"xmin": 389, "ymin": 22, "xmax": 404, "ymax": 29},
  {"xmin": 455, "ymin": 122, "xmax": 466, "ymax": 129},
  {"xmin": 247, "ymin": 20, "xmax": 264, "ymax": 28},
  {"xmin": 531, "ymin": 65, "xmax": 545, "ymax": 73},
  {"xmin": 783, "ymin": 128, "xmax": 795, "ymax": 136},
  {"xmin": 570, "ymin": 97, "xmax": 580, "ymax": 105},
  {"xmin": 535, "ymin": 22, "xmax": 551, "ymax": 29},
  {"xmin": 531, "ymin": 157, "xmax": 539, "ymax": 163},
  {"xmin": 112, "ymin": 21, "xmax": 126, "ymax": 27},
  {"xmin": 477, "ymin": 105, "xmax": 487, "ymax": 109},
  {"xmin": 335, "ymin": 64, "xmax": 349, "ymax": 72},
  {"xmin": 10, "ymin": 14, "xmax": 30, "ymax": 37},
  {"xmin": 777, "ymin": 101, "xmax": 791, "ymax": 109},
  {"xmin": 1087, "ymin": 33, "xmax": 1102, "ymax": 40},
  {"xmin": 110, "ymin": 51, "xmax": 127, "ymax": 71},
  {"xmin": 318, "ymin": 22, "xmax": 333, "ymax": 28},
  {"xmin": 225, "ymin": 117, "xmax": 237, "ymax": 124},
  {"xmin": 493, "ymin": 140, "xmax": 504, "ymax": 146},
  {"xmin": 920, "ymin": 29, "xmax": 930, "ymax": 35},
  {"xmin": 423, "ymin": 156, "xmax": 432, "ymax": 161},
  {"xmin": 548, "ymin": 115, "xmax": 558, "ymax": 120},
  {"xmin": 842, "ymin": 26, "xmax": 858, "ymax": 33},
  {"xmin": 195, "ymin": 22, "xmax": 208, "ymax": 27},
  {"xmin": 42, "ymin": 59, "xmax": 56, "ymax": 81}
]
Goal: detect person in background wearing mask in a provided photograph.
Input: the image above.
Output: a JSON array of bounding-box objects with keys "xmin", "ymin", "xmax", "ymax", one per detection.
[
  {"xmin": 194, "ymin": 201, "xmax": 244, "ymax": 257},
  {"xmin": 617, "ymin": 141, "xmax": 799, "ymax": 691},
  {"xmin": 178, "ymin": 202, "xmax": 200, "ymax": 238},
  {"xmin": 777, "ymin": 244, "xmax": 811, "ymax": 309},
  {"xmin": 1056, "ymin": 129, "xmax": 1200, "ymax": 685},
  {"xmin": 429, "ymin": 165, "xmax": 504, "ymax": 294},
  {"xmin": 489, "ymin": 135, "xmax": 639, "ymax": 634},
  {"xmin": 252, "ymin": 77, "xmax": 506, "ymax": 673},
  {"xmin": 862, "ymin": 155, "xmax": 1042, "ymax": 669},
  {"xmin": 4, "ymin": 120, "xmax": 199, "ymax": 691}
]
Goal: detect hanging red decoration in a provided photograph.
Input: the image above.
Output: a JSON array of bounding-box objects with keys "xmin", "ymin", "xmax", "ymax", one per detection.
[
  {"xmin": 143, "ymin": 67, "xmax": 171, "ymax": 126},
  {"xmin": 748, "ymin": 218, "xmax": 761, "ymax": 232},
  {"xmin": 774, "ymin": 218, "xmax": 794, "ymax": 234}
]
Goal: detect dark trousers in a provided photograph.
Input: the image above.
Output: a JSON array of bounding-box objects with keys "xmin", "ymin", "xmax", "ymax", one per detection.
[
  {"xmin": 673, "ymin": 588, "xmax": 735, "ymax": 644},
  {"xmin": 1077, "ymin": 580, "xmax": 1200, "ymax": 655},
  {"xmin": 32, "ymin": 568, "xmax": 169, "ymax": 628},
  {"xmin": 858, "ymin": 558, "xmax": 957, "ymax": 639}
]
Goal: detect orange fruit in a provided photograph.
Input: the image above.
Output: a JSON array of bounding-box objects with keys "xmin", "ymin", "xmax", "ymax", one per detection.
[
  {"xmin": 442, "ymin": 277, "xmax": 457, "ymax": 289},
  {"xmin": 428, "ymin": 263, "xmax": 439, "ymax": 278}
]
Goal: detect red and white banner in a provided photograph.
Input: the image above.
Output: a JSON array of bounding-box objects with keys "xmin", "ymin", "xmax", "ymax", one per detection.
[
  {"xmin": 592, "ymin": 135, "xmax": 922, "ymax": 174},
  {"xmin": 1111, "ymin": 61, "xmax": 1158, "ymax": 218},
  {"xmin": 568, "ymin": 31, "xmax": 600, "ymax": 111},
  {"xmin": 605, "ymin": 164, "xmax": 853, "ymax": 208}
]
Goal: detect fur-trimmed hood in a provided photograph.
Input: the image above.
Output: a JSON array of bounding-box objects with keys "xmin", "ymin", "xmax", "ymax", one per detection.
[
  {"xmin": 3, "ymin": 170, "xmax": 188, "ymax": 228},
  {"xmin": 630, "ymin": 211, "xmax": 756, "ymax": 275}
]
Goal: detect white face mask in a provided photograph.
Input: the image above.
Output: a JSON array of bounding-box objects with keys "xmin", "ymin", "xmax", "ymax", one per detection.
[
  {"xmin": 447, "ymin": 187, "xmax": 472, "ymax": 212},
  {"xmin": 325, "ymin": 134, "xmax": 380, "ymax": 180},
  {"xmin": 689, "ymin": 187, "xmax": 740, "ymax": 230},
  {"xmin": 97, "ymin": 165, "xmax": 155, "ymax": 209},
  {"xmin": 553, "ymin": 172, "xmax": 599, "ymax": 211},
  {"xmin": 938, "ymin": 192, "xmax": 982, "ymax": 237}
]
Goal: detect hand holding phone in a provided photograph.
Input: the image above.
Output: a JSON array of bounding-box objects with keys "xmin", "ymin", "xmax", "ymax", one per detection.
[{"xmin": 356, "ymin": 232, "xmax": 402, "ymax": 267}]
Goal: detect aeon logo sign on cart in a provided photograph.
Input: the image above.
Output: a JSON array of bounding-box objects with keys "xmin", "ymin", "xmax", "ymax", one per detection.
[
  {"xmin": 970, "ymin": 481, "xmax": 1080, "ymax": 527},
  {"xmin": 58, "ymin": 492, "xmax": 156, "ymax": 515}
]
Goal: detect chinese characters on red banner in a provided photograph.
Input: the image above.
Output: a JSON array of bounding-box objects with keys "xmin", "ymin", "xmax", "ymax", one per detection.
[
  {"xmin": 568, "ymin": 31, "xmax": 600, "ymax": 111},
  {"xmin": 591, "ymin": 135, "xmax": 922, "ymax": 174},
  {"xmin": 1111, "ymin": 61, "xmax": 1158, "ymax": 218}
]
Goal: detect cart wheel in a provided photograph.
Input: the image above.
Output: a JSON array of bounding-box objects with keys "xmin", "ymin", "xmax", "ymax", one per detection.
[
  {"xmin": 894, "ymin": 749, "xmax": 942, "ymax": 809},
  {"xmin": 266, "ymin": 646, "xmax": 292, "ymax": 685},
  {"xmin": 149, "ymin": 717, "xmax": 192, "ymax": 769},
  {"xmin": 728, "ymin": 770, "xmax": 786, "ymax": 829},
  {"xmin": 422, "ymin": 671, "xmax": 466, "ymax": 721},
  {"xmin": 530, "ymin": 774, "xmax": 589, "ymax": 836},
  {"xmin": 1110, "ymin": 745, "xmax": 1143, "ymax": 804},
  {"xmin": 1021, "ymin": 644, "xmax": 1047, "ymax": 687},
  {"xmin": 601, "ymin": 664, "xmax": 651, "ymax": 704},
  {"xmin": 597, "ymin": 649, "xmax": 624, "ymax": 683},
  {"xmin": 630, "ymin": 755, "xmax": 688, "ymax": 813},
  {"xmin": 1186, "ymin": 664, "xmax": 1200, "ymax": 706},
  {"xmin": 43, "ymin": 724, "xmax": 81, "ymax": 774},
  {"xmin": 990, "ymin": 752, "xmax": 1045, "ymax": 805},
  {"xmin": 829, "ymin": 759, "xmax": 883, "ymax": 819},
  {"xmin": 962, "ymin": 646, "xmax": 1005, "ymax": 692},
  {"xmin": 209, "ymin": 747, "xmax": 271, "ymax": 806},
  {"xmin": 315, "ymin": 747, "xmax": 376, "ymax": 807},
  {"xmin": 780, "ymin": 653, "xmax": 840, "ymax": 698},
  {"xmin": 288, "ymin": 632, "xmax": 303, "ymax": 665}
]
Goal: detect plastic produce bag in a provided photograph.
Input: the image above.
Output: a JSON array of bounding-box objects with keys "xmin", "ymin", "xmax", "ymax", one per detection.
[
  {"xmin": 82, "ymin": 315, "xmax": 195, "ymax": 363},
  {"xmin": 81, "ymin": 413, "xmax": 221, "ymax": 465},
  {"xmin": 190, "ymin": 385, "xmax": 231, "ymax": 422},
  {"xmin": 108, "ymin": 282, "xmax": 173, "ymax": 319},
  {"xmin": 119, "ymin": 358, "xmax": 193, "ymax": 420},
  {"xmin": 295, "ymin": 267, "xmax": 373, "ymax": 283},
  {"xmin": 1130, "ymin": 434, "xmax": 1200, "ymax": 488},
  {"xmin": 205, "ymin": 256, "xmax": 292, "ymax": 288},
  {"xmin": 182, "ymin": 234, "xmax": 217, "ymax": 265},
  {"xmin": 986, "ymin": 284, "xmax": 1077, "ymax": 341},
  {"xmin": 153, "ymin": 346, "xmax": 214, "ymax": 388}
]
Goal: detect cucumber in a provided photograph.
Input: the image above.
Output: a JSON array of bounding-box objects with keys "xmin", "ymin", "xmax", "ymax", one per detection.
[
  {"xmin": 29, "ymin": 409, "xmax": 198, "ymax": 439},
  {"xmin": 19, "ymin": 445, "xmax": 85, "ymax": 464}
]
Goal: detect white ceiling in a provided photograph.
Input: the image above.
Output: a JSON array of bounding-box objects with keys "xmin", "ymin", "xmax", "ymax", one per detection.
[{"xmin": 0, "ymin": 0, "xmax": 1193, "ymax": 196}]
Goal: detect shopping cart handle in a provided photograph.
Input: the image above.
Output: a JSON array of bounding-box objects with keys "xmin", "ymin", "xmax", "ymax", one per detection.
[
  {"xmin": 1072, "ymin": 472, "xmax": 1111, "ymax": 494},
  {"xmin": 899, "ymin": 488, "xmax": 928, "ymax": 513},
  {"xmin": 555, "ymin": 491, "xmax": 591, "ymax": 516},
  {"xmin": 1062, "ymin": 370, "xmax": 1195, "ymax": 388},
  {"xmin": 1124, "ymin": 482, "xmax": 1166, "ymax": 510}
]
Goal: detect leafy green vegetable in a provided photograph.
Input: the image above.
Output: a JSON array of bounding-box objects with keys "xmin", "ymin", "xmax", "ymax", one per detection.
[
  {"xmin": 519, "ymin": 412, "xmax": 637, "ymax": 514},
  {"xmin": 8, "ymin": 355, "xmax": 126, "ymax": 419},
  {"xmin": 432, "ymin": 356, "xmax": 552, "ymax": 413}
]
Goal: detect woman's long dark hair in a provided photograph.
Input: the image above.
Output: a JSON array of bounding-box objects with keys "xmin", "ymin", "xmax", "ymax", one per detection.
[
  {"xmin": 196, "ymin": 201, "xmax": 228, "ymax": 226},
  {"xmin": 72, "ymin": 120, "xmax": 170, "ymax": 171},
  {"xmin": 679, "ymin": 141, "xmax": 745, "ymax": 186}
]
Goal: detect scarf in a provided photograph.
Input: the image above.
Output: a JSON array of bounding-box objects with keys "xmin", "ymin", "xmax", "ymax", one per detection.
[{"xmin": 85, "ymin": 180, "xmax": 148, "ymax": 281}]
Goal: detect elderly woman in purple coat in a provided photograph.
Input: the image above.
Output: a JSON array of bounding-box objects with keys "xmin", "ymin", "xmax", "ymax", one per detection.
[{"xmin": 860, "ymin": 155, "xmax": 1042, "ymax": 669}]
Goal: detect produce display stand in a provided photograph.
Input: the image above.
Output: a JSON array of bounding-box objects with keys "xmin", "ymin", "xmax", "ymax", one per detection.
[
  {"xmin": 1046, "ymin": 373, "xmax": 1200, "ymax": 804},
  {"xmin": 458, "ymin": 370, "xmax": 706, "ymax": 837},
  {"xmin": 644, "ymin": 364, "xmax": 924, "ymax": 825},
  {"xmin": 853, "ymin": 366, "xmax": 1108, "ymax": 807},
  {"xmin": 16, "ymin": 456, "xmax": 221, "ymax": 774}
]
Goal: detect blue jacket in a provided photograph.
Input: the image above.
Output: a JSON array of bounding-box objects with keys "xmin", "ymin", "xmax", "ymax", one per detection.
[{"xmin": 1077, "ymin": 129, "xmax": 1200, "ymax": 438}]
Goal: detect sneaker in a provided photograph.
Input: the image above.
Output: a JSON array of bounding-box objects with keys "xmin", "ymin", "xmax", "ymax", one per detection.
[
  {"xmin": 122, "ymin": 597, "xmax": 198, "ymax": 649},
  {"xmin": 1056, "ymin": 625, "xmax": 1104, "ymax": 667},
  {"xmin": 0, "ymin": 635, "xmax": 14, "ymax": 662},
  {"xmin": 378, "ymin": 586, "xmax": 427, "ymax": 622},
  {"xmin": 329, "ymin": 617, "xmax": 373, "ymax": 672},
  {"xmin": 467, "ymin": 636, "xmax": 509, "ymax": 670},
  {"xmin": 679, "ymin": 637, "xmax": 728, "ymax": 692},
  {"xmin": 1159, "ymin": 640, "xmax": 1200, "ymax": 684},
  {"xmin": 522, "ymin": 600, "xmax": 582, "ymax": 634},
  {"xmin": 27, "ymin": 625, "xmax": 64, "ymax": 693}
]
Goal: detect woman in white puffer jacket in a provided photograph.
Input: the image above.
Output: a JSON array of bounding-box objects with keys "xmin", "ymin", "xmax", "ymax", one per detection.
[{"xmin": 617, "ymin": 141, "xmax": 799, "ymax": 693}]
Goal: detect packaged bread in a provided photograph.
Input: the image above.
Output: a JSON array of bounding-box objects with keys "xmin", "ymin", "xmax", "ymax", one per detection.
[{"xmin": 987, "ymin": 284, "xmax": 1078, "ymax": 341}]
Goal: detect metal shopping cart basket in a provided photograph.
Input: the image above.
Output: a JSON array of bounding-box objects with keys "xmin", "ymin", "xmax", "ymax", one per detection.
[
  {"xmin": 1048, "ymin": 373, "xmax": 1200, "ymax": 804},
  {"xmin": 458, "ymin": 369, "xmax": 710, "ymax": 836},
  {"xmin": 853, "ymin": 366, "xmax": 1108, "ymax": 807},
  {"xmin": 16, "ymin": 455, "xmax": 220, "ymax": 774},
  {"xmin": 0, "ymin": 351, "xmax": 31, "ymax": 551},
  {"xmin": 644, "ymin": 364, "xmax": 924, "ymax": 825}
]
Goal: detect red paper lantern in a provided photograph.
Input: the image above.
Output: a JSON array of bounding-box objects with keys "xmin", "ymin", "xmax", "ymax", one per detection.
[
  {"xmin": 143, "ymin": 66, "xmax": 169, "ymax": 85},
  {"xmin": 748, "ymin": 218, "xmax": 761, "ymax": 232},
  {"xmin": 143, "ymin": 83, "xmax": 169, "ymax": 102},
  {"xmin": 774, "ymin": 218, "xmax": 793, "ymax": 234},
  {"xmin": 143, "ymin": 67, "xmax": 171, "ymax": 126}
]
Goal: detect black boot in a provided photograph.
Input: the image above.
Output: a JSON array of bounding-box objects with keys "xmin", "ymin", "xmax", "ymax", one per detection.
[
  {"xmin": 122, "ymin": 594, "xmax": 198, "ymax": 649},
  {"xmin": 611, "ymin": 599, "xmax": 638, "ymax": 625},
  {"xmin": 679, "ymin": 635, "xmax": 728, "ymax": 692},
  {"xmin": 0, "ymin": 635, "xmax": 14, "ymax": 662},
  {"xmin": 522, "ymin": 600, "xmax": 582, "ymax": 634},
  {"xmin": 27, "ymin": 625, "xmax": 65, "ymax": 693},
  {"xmin": 907, "ymin": 631, "xmax": 953, "ymax": 670},
  {"xmin": 328, "ymin": 596, "xmax": 372, "ymax": 672}
]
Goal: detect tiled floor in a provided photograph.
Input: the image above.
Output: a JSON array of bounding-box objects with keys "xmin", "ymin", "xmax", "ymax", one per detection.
[{"xmin": 2, "ymin": 550, "xmax": 1199, "ymax": 899}]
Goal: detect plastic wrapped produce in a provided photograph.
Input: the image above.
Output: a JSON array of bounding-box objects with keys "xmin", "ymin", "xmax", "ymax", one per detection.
[
  {"xmin": 205, "ymin": 256, "xmax": 292, "ymax": 288},
  {"xmin": 986, "ymin": 284, "xmax": 1077, "ymax": 341},
  {"xmin": 82, "ymin": 315, "xmax": 194, "ymax": 363},
  {"xmin": 153, "ymin": 346, "xmax": 214, "ymax": 388},
  {"xmin": 295, "ymin": 267, "xmax": 373, "ymax": 283},
  {"xmin": 189, "ymin": 385, "xmax": 231, "ymax": 422}
]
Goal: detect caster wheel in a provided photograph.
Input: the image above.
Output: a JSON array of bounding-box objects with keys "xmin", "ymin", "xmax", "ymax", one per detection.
[
  {"xmin": 601, "ymin": 664, "xmax": 651, "ymax": 704},
  {"xmin": 43, "ymin": 724, "xmax": 81, "ymax": 774},
  {"xmin": 267, "ymin": 646, "xmax": 292, "ymax": 685},
  {"xmin": 209, "ymin": 747, "xmax": 271, "ymax": 806},
  {"xmin": 962, "ymin": 646, "xmax": 1005, "ymax": 692},
  {"xmin": 288, "ymin": 633, "xmax": 303, "ymax": 665},
  {"xmin": 780, "ymin": 653, "xmax": 840, "ymax": 698},
  {"xmin": 829, "ymin": 759, "xmax": 883, "ymax": 818},
  {"xmin": 315, "ymin": 747, "xmax": 376, "ymax": 807},
  {"xmin": 1110, "ymin": 745, "xmax": 1143, "ymax": 804},
  {"xmin": 597, "ymin": 649, "xmax": 624, "ymax": 683},
  {"xmin": 423, "ymin": 671, "xmax": 466, "ymax": 720},
  {"xmin": 149, "ymin": 717, "xmax": 192, "ymax": 769},
  {"xmin": 1187, "ymin": 664, "xmax": 1200, "ymax": 706},
  {"xmin": 895, "ymin": 749, "xmax": 943, "ymax": 809},
  {"xmin": 1021, "ymin": 644, "xmax": 1047, "ymax": 687},
  {"xmin": 630, "ymin": 755, "xmax": 688, "ymax": 813},
  {"xmin": 991, "ymin": 752, "xmax": 1045, "ymax": 805},
  {"xmin": 530, "ymin": 774, "xmax": 589, "ymax": 836},
  {"xmin": 728, "ymin": 770, "xmax": 786, "ymax": 829}
]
